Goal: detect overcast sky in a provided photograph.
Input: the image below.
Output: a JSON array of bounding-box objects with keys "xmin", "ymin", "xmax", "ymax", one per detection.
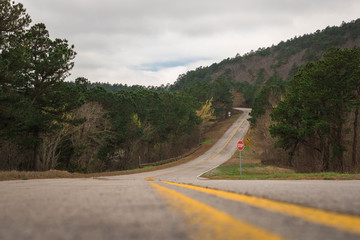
[{"xmin": 20, "ymin": 0, "xmax": 360, "ymax": 86}]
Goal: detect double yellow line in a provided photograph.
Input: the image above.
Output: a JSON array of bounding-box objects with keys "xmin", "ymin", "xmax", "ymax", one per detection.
[
  {"xmin": 152, "ymin": 181, "xmax": 360, "ymax": 239},
  {"xmin": 163, "ymin": 181, "xmax": 360, "ymax": 234},
  {"xmin": 145, "ymin": 112, "xmax": 249, "ymax": 181},
  {"xmin": 152, "ymin": 181, "xmax": 286, "ymax": 240},
  {"xmin": 148, "ymin": 110, "xmax": 360, "ymax": 239}
]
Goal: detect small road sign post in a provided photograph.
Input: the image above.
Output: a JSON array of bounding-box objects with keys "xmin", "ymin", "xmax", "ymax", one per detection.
[
  {"xmin": 245, "ymin": 137, "xmax": 251, "ymax": 146},
  {"xmin": 237, "ymin": 140, "xmax": 245, "ymax": 176}
]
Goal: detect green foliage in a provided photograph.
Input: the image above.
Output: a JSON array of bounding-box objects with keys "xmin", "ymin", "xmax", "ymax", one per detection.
[
  {"xmin": 171, "ymin": 71, "xmax": 235, "ymax": 120},
  {"xmin": 3, "ymin": 2, "xmax": 360, "ymax": 173},
  {"xmin": 0, "ymin": 0, "xmax": 31, "ymax": 46},
  {"xmin": 202, "ymin": 164, "xmax": 359, "ymax": 180},
  {"xmin": 271, "ymin": 20, "xmax": 360, "ymax": 65},
  {"xmin": 249, "ymin": 73, "xmax": 287, "ymax": 125},
  {"xmin": 0, "ymin": 0, "xmax": 30, "ymax": 89},
  {"xmin": 78, "ymin": 88, "xmax": 202, "ymax": 170},
  {"xmin": 87, "ymin": 82, "xmax": 168, "ymax": 92},
  {"xmin": 270, "ymin": 47, "xmax": 360, "ymax": 170},
  {"xmin": 1, "ymin": 22, "xmax": 77, "ymax": 146},
  {"xmin": 238, "ymin": 81, "xmax": 256, "ymax": 106},
  {"xmin": 236, "ymin": 68, "xmax": 269, "ymax": 107},
  {"xmin": 0, "ymin": 1, "xmax": 85, "ymax": 171},
  {"xmin": 170, "ymin": 19, "xmax": 360, "ymax": 99},
  {"xmin": 211, "ymin": 76, "xmax": 234, "ymax": 119},
  {"xmin": 170, "ymin": 66, "xmax": 212, "ymax": 91},
  {"xmin": 182, "ymin": 81, "xmax": 212, "ymax": 104},
  {"xmin": 287, "ymin": 63, "xmax": 300, "ymax": 80}
]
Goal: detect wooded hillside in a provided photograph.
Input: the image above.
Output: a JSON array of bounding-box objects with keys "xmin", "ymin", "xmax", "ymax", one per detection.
[
  {"xmin": 169, "ymin": 19, "xmax": 360, "ymax": 173},
  {"xmin": 0, "ymin": 1, "xmax": 208, "ymax": 172},
  {"xmin": 2, "ymin": 0, "xmax": 360, "ymax": 173},
  {"xmin": 171, "ymin": 19, "xmax": 360, "ymax": 107}
]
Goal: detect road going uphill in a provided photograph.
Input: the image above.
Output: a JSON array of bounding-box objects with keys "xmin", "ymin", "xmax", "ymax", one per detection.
[{"xmin": 1, "ymin": 109, "xmax": 360, "ymax": 240}]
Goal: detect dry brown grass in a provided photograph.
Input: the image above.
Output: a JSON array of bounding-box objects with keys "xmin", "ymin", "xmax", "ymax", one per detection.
[
  {"xmin": 0, "ymin": 170, "xmax": 82, "ymax": 181},
  {"xmin": 0, "ymin": 113, "xmax": 242, "ymax": 181},
  {"xmin": 245, "ymin": 166, "xmax": 295, "ymax": 174}
]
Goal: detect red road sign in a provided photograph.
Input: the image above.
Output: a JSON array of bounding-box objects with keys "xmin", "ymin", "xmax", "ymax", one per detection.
[{"xmin": 237, "ymin": 140, "xmax": 245, "ymax": 151}]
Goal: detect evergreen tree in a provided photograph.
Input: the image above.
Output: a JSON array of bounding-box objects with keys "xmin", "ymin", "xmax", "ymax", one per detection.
[
  {"xmin": 270, "ymin": 47, "xmax": 360, "ymax": 171},
  {"xmin": 212, "ymin": 76, "xmax": 233, "ymax": 119},
  {"xmin": 0, "ymin": 3, "xmax": 77, "ymax": 170}
]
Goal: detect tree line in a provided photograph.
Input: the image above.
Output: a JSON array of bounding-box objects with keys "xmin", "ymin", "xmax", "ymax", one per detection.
[
  {"xmin": 0, "ymin": 0, "xmax": 234, "ymax": 172},
  {"xmin": 269, "ymin": 47, "xmax": 360, "ymax": 172},
  {"xmin": 8, "ymin": 0, "xmax": 359, "ymax": 174}
]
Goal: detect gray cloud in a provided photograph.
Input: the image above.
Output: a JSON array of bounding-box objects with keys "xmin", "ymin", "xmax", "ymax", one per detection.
[{"xmin": 20, "ymin": 0, "xmax": 360, "ymax": 86}]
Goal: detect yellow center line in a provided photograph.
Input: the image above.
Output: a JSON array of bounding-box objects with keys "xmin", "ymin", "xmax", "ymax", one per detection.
[
  {"xmin": 151, "ymin": 182, "xmax": 287, "ymax": 240},
  {"xmin": 161, "ymin": 181, "xmax": 360, "ymax": 235},
  {"xmin": 144, "ymin": 112, "xmax": 249, "ymax": 180}
]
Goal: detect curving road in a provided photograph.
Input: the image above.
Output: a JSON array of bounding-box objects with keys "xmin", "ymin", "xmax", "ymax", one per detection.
[{"xmin": 1, "ymin": 108, "xmax": 360, "ymax": 240}]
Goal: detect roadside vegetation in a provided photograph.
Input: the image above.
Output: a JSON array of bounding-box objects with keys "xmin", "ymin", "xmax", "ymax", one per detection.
[
  {"xmin": 202, "ymin": 134, "xmax": 360, "ymax": 180},
  {"xmin": 202, "ymin": 163, "xmax": 360, "ymax": 180},
  {"xmin": 0, "ymin": 0, "xmax": 235, "ymax": 174},
  {"xmin": 2, "ymin": 0, "xmax": 360, "ymax": 177},
  {"xmin": 169, "ymin": 19, "xmax": 360, "ymax": 174},
  {"xmin": 0, "ymin": 112, "xmax": 241, "ymax": 181},
  {"xmin": 202, "ymin": 149, "xmax": 360, "ymax": 180},
  {"xmin": 269, "ymin": 48, "xmax": 360, "ymax": 172}
]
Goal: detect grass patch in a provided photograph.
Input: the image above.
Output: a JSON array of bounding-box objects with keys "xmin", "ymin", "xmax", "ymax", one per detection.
[
  {"xmin": 202, "ymin": 163, "xmax": 360, "ymax": 180},
  {"xmin": 201, "ymin": 138, "xmax": 214, "ymax": 145}
]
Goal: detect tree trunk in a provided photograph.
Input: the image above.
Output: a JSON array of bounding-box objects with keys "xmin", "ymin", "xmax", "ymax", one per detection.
[
  {"xmin": 353, "ymin": 107, "xmax": 359, "ymax": 168},
  {"xmin": 321, "ymin": 137, "xmax": 330, "ymax": 171},
  {"xmin": 33, "ymin": 128, "xmax": 42, "ymax": 171},
  {"xmin": 336, "ymin": 123, "xmax": 344, "ymax": 172},
  {"xmin": 34, "ymin": 143, "xmax": 42, "ymax": 171},
  {"xmin": 288, "ymin": 140, "xmax": 299, "ymax": 168}
]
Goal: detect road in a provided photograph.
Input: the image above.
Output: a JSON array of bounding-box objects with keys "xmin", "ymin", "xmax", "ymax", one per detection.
[{"xmin": 1, "ymin": 108, "xmax": 360, "ymax": 240}]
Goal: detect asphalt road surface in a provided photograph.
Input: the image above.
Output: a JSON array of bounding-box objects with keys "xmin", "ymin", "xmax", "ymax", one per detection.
[{"xmin": 1, "ymin": 108, "xmax": 360, "ymax": 240}]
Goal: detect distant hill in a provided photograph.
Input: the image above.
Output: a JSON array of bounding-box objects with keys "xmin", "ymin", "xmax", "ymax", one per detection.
[
  {"xmin": 170, "ymin": 19, "xmax": 360, "ymax": 105},
  {"xmin": 87, "ymin": 82, "xmax": 167, "ymax": 92},
  {"xmin": 168, "ymin": 19, "xmax": 360, "ymax": 173}
]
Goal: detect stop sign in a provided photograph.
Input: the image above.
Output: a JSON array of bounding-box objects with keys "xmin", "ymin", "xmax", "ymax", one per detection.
[{"xmin": 237, "ymin": 140, "xmax": 245, "ymax": 151}]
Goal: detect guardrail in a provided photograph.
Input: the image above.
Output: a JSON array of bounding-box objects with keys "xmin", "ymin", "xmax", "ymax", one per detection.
[{"xmin": 139, "ymin": 145, "xmax": 201, "ymax": 168}]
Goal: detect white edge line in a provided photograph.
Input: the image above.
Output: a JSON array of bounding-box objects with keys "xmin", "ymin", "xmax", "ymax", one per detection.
[{"xmin": 196, "ymin": 112, "xmax": 251, "ymax": 180}]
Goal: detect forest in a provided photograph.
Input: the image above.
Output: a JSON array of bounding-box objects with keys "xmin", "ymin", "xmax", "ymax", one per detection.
[
  {"xmin": 171, "ymin": 18, "xmax": 360, "ymax": 109},
  {"xmin": 0, "ymin": 0, "xmax": 234, "ymax": 172},
  {"xmin": 2, "ymin": 0, "xmax": 360, "ymax": 173},
  {"xmin": 269, "ymin": 47, "xmax": 360, "ymax": 172},
  {"xmin": 170, "ymin": 17, "xmax": 360, "ymax": 173}
]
